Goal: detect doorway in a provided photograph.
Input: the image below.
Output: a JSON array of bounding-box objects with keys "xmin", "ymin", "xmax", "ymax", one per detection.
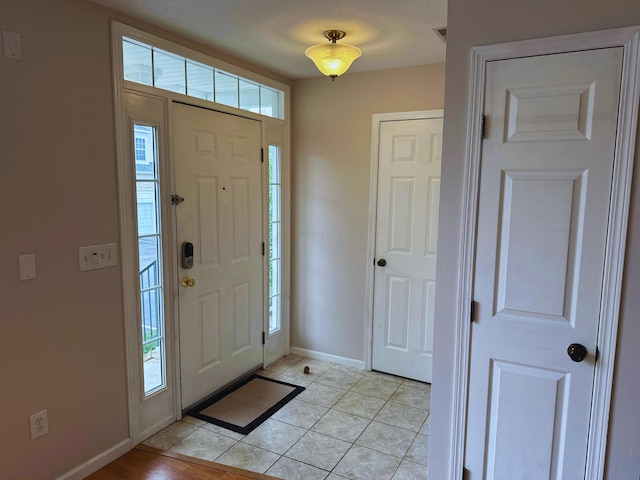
[{"xmin": 367, "ymin": 110, "xmax": 443, "ymax": 383}]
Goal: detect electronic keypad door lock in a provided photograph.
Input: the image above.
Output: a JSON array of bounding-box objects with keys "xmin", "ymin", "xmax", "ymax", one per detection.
[{"xmin": 181, "ymin": 242, "xmax": 194, "ymax": 269}]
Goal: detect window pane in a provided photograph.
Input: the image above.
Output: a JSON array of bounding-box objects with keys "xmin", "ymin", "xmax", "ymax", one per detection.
[
  {"xmin": 269, "ymin": 185, "xmax": 280, "ymax": 222},
  {"xmin": 268, "ymin": 146, "xmax": 280, "ymax": 183},
  {"xmin": 269, "ymin": 222, "xmax": 280, "ymax": 260},
  {"xmin": 269, "ymin": 295, "xmax": 280, "ymax": 334},
  {"xmin": 261, "ymin": 86, "xmax": 281, "ymax": 119},
  {"xmin": 187, "ymin": 60, "xmax": 214, "ymax": 101},
  {"xmin": 154, "ymin": 49, "xmax": 186, "ymax": 94},
  {"xmin": 215, "ymin": 71, "xmax": 239, "ymax": 108},
  {"xmin": 143, "ymin": 340, "xmax": 164, "ymax": 393},
  {"xmin": 123, "ymin": 39, "xmax": 153, "ymax": 86},
  {"xmin": 239, "ymin": 79, "xmax": 260, "ymax": 113},
  {"xmin": 269, "ymin": 259, "xmax": 280, "ymax": 296},
  {"xmin": 136, "ymin": 185, "xmax": 158, "ymax": 236},
  {"xmin": 139, "ymin": 237, "xmax": 160, "ymax": 288}
]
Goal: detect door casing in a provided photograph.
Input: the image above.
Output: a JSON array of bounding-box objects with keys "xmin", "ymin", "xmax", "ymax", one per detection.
[
  {"xmin": 364, "ymin": 110, "xmax": 444, "ymax": 372},
  {"xmin": 447, "ymin": 26, "xmax": 640, "ymax": 479}
]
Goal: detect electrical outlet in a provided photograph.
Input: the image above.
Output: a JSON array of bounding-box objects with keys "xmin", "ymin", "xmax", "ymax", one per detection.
[{"xmin": 29, "ymin": 409, "xmax": 48, "ymax": 440}]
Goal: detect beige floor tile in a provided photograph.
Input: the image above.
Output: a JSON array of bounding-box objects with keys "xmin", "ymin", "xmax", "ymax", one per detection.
[
  {"xmin": 365, "ymin": 370, "xmax": 404, "ymax": 384},
  {"xmin": 351, "ymin": 376, "xmax": 401, "ymax": 400},
  {"xmin": 296, "ymin": 382, "xmax": 348, "ymax": 408},
  {"xmin": 200, "ymin": 421, "xmax": 246, "ymax": 440},
  {"xmin": 419, "ymin": 414, "xmax": 430, "ymax": 435},
  {"xmin": 326, "ymin": 474, "xmax": 350, "ymax": 480},
  {"xmin": 355, "ymin": 421, "xmax": 416, "ymax": 458},
  {"xmin": 271, "ymin": 398, "xmax": 328, "ymax": 429},
  {"xmin": 215, "ymin": 442, "xmax": 280, "ymax": 473},
  {"xmin": 266, "ymin": 456, "xmax": 329, "ymax": 480},
  {"xmin": 374, "ymin": 402, "xmax": 429, "ymax": 432},
  {"xmin": 392, "ymin": 460, "xmax": 428, "ymax": 480},
  {"xmin": 242, "ymin": 419, "xmax": 306, "ymax": 455},
  {"xmin": 389, "ymin": 384, "xmax": 431, "ymax": 410},
  {"xmin": 312, "ymin": 409, "xmax": 371, "ymax": 442},
  {"xmin": 285, "ymin": 431, "xmax": 351, "ymax": 471},
  {"xmin": 333, "ymin": 391, "xmax": 386, "ymax": 419},
  {"xmin": 401, "ymin": 378, "xmax": 431, "ymax": 392},
  {"xmin": 317, "ymin": 368, "xmax": 363, "ymax": 390},
  {"xmin": 168, "ymin": 428, "xmax": 237, "ymax": 462},
  {"xmin": 142, "ymin": 420, "xmax": 198, "ymax": 450},
  {"xmin": 333, "ymin": 444, "xmax": 401, "ymax": 480},
  {"xmin": 181, "ymin": 415, "xmax": 206, "ymax": 427},
  {"xmin": 276, "ymin": 373, "xmax": 315, "ymax": 387},
  {"xmin": 281, "ymin": 365, "xmax": 321, "ymax": 383},
  {"xmin": 404, "ymin": 433, "xmax": 429, "ymax": 466},
  {"xmin": 297, "ymin": 358, "xmax": 334, "ymax": 375}
]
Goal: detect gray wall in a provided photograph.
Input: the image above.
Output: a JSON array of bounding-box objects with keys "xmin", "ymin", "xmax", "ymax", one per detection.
[{"xmin": 430, "ymin": 0, "xmax": 640, "ymax": 478}]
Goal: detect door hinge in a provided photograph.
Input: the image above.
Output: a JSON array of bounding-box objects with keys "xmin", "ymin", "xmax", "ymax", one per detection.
[
  {"xmin": 596, "ymin": 345, "xmax": 600, "ymax": 362},
  {"xmin": 262, "ymin": 331, "xmax": 266, "ymax": 345},
  {"xmin": 481, "ymin": 115, "xmax": 486, "ymax": 139},
  {"xmin": 171, "ymin": 194, "xmax": 184, "ymax": 206},
  {"xmin": 262, "ymin": 242, "xmax": 265, "ymax": 256},
  {"xmin": 470, "ymin": 301, "xmax": 477, "ymax": 323},
  {"xmin": 261, "ymin": 148, "xmax": 264, "ymax": 163}
]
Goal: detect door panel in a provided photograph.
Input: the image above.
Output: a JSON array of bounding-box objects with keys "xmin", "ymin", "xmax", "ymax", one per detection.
[
  {"xmin": 465, "ymin": 47, "xmax": 623, "ymax": 479},
  {"xmin": 173, "ymin": 103, "xmax": 263, "ymax": 409},
  {"xmin": 372, "ymin": 117, "xmax": 442, "ymax": 382}
]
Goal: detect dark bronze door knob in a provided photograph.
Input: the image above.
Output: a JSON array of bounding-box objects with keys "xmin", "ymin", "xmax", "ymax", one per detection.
[
  {"xmin": 377, "ymin": 258, "xmax": 387, "ymax": 267},
  {"xmin": 567, "ymin": 343, "xmax": 587, "ymax": 362}
]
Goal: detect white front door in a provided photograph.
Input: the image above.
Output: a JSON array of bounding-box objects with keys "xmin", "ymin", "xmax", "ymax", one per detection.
[
  {"xmin": 173, "ymin": 103, "xmax": 263, "ymax": 409},
  {"xmin": 465, "ymin": 47, "xmax": 623, "ymax": 479},
  {"xmin": 372, "ymin": 115, "xmax": 442, "ymax": 382}
]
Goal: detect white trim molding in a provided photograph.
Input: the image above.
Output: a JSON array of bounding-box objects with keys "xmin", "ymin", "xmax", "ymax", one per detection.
[
  {"xmin": 451, "ymin": 26, "xmax": 640, "ymax": 479},
  {"xmin": 290, "ymin": 346, "xmax": 366, "ymax": 370},
  {"xmin": 55, "ymin": 438, "xmax": 132, "ymax": 480}
]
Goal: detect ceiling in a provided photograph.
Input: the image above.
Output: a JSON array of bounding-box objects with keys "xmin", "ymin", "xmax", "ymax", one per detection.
[{"xmin": 88, "ymin": 0, "xmax": 447, "ymax": 80}]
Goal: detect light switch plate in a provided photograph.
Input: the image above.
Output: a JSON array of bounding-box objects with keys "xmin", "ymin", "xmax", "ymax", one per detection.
[
  {"xmin": 78, "ymin": 243, "xmax": 118, "ymax": 271},
  {"xmin": 3, "ymin": 30, "xmax": 22, "ymax": 60},
  {"xmin": 18, "ymin": 254, "xmax": 36, "ymax": 280}
]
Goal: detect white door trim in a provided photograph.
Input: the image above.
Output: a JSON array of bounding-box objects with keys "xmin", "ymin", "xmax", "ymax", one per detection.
[
  {"xmin": 364, "ymin": 109, "xmax": 444, "ymax": 371},
  {"xmin": 452, "ymin": 26, "xmax": 640, "ymax": 478}
]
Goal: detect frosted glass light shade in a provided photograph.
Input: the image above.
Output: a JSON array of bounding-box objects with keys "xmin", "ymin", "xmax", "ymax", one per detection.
[{"xmin": 305, "ymin": 42, "xmax": 362, "ymax": 78}]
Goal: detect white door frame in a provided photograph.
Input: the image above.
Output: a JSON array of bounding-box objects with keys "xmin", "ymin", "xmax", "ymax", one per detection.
[
  {"xmin": 450, "ymin": 27, "xmax": 640, "ymax": 478},
  {"xmin": 364, "ymin": 109, "xmax": 444, "ymax": 371},
  {"xmin": 110, "ymin": 22, "xmax": 291, "ymax": 444}
]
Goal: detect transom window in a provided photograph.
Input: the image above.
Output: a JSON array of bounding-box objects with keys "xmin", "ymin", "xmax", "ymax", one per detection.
[{"xmin": 122, "ymin": 37, "xmax": 284, "ymax": 119}]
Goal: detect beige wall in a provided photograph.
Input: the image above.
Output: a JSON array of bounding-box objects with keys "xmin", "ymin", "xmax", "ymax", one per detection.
[
  {"xmin": 0, "ymin": 1, "xmax": 288, "ymax": 478},
  {"xmin": 430, "ymin": 0, "xmax": 640, "ymax": 478},
  {"xmin": 290, "ymin": 65, "xmax": 445, "ymax": 361}
]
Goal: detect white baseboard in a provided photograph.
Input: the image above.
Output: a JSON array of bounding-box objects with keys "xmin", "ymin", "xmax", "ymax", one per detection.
[
  {"xmin": 290, "ymin": 346, "xmax": 365, "ymax": 370},
  {"xmin": 56, "ymin": 438, "xmax": 132, "ymax": 480}
]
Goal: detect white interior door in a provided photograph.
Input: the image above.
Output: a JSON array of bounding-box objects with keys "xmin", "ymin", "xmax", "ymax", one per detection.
[
  {"xmin": 465, "ymin": 48, "xmax": 623, "ymax": 479},
  {"xmin": 173, "ymin": 103, "xmax": 263, "ymax": 409},
  {"xmin": 372, "ymin": 116, "xmax": 442, "ymax": 383}
]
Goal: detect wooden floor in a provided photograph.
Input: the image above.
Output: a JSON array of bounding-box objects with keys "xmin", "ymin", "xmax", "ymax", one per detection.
[{"xmin": 86, "ymin": 445, "xmax": 281, "ymax": 480}]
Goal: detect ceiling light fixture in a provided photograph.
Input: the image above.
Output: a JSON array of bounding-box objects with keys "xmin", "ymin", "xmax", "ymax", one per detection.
[{"xmin": 305, "ymin": 30, "xmax": 361, "ymax": 81}]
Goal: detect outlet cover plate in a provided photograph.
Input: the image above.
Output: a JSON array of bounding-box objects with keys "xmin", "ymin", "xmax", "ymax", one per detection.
[{"xmin": 29, "ymin": 409, "xmax": 48, "ymax": 440}]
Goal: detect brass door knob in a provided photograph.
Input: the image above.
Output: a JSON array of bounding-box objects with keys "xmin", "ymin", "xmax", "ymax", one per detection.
[{"xmin": 182, "ymin": 276, "xmax": 196, "ymax": 288}]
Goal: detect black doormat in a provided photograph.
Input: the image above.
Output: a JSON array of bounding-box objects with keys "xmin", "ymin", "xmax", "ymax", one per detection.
[{"xmin": 186, "ymin": 374, "xmax": 305, "ymax": 435}]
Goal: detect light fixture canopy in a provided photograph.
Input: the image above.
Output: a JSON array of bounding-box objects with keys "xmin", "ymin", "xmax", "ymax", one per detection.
[{"xmin": 305, "ymin": 30, "xmax": 362, "ymax": 80}]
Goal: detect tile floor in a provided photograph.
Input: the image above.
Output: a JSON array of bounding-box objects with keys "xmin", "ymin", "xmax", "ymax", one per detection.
[{"xmin": 143, "ymin": 354, "xmax": 430, "ymax": 480}]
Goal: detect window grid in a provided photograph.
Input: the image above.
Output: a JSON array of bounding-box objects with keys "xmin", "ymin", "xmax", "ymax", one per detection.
[
  {"xmin": 268, "ymin": 145, "xmax": 281, "ymax": 335},
  {"xmin": 134, "ymin": 124, "xmax": 167, "ymax": 397},
  {"xmin": 123, "ymin": 37, "xmax": 284, "ymax": 120}
]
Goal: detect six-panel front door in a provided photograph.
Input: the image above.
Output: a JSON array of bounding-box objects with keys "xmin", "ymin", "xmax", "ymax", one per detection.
[
  {"xmin": 465, "ymin": 48, "xmax": 623, "ymax": 479},
  {"xmin": 173, "ymin": 103, "xmax": 263, "ymax": 409},
  {"xmin": 372, "ymin": 117, "xmax": 443, "ymax": 382}
]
